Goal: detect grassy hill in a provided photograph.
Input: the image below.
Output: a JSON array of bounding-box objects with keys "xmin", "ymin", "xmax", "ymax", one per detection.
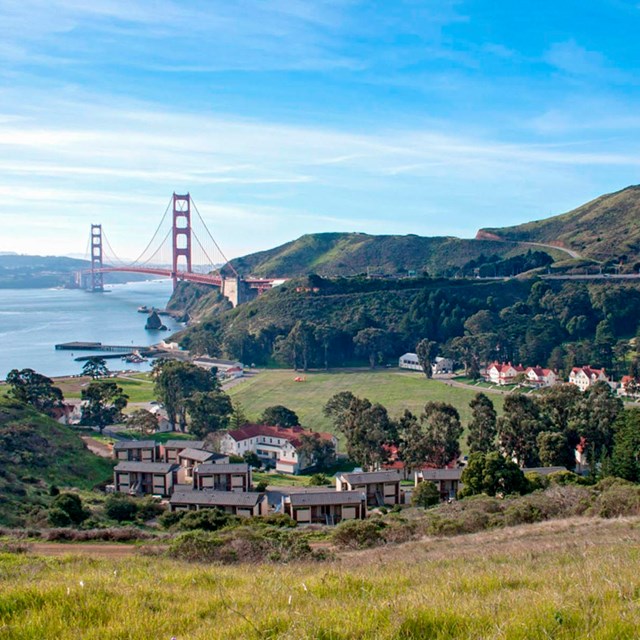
[
  {"xmin": 1, "ymin": 517, "xmax": 638, "ymax": 638},
  {"xmin": 478, "ymin": 184, "xmax": 640, "ymax": 267},
  {"xmin": 226, "ymin": 232, "xmax": 563, "ymax": 278},
  {"xmin": 0, "ymin": 396, "xmax": 114, "ymax": 526},
  {"xmin": 227, "ymin": 369, "xmax": 505, "ymax": 443}
]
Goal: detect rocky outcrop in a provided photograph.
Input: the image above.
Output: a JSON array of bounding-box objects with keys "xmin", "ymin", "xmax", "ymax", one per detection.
[{"xmin": 145, "ymin": 310, "xmax": 167, "ymax": 331}]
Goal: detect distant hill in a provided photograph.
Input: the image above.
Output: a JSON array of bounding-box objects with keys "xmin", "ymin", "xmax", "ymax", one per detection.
[
  {"xmin": 0, "ymin": 254, "xmax": 161, "ymax": 288},
  {"xmin": 478, "ymin": 185, "xmax": 640, "ymax": 267},
  {"xmin": 0, "ymin": 396, "xmax": 113, "ymax": 526},
  {"xmin": 227, "ymin": 232, "xmax": 564, "ymax": 278}
]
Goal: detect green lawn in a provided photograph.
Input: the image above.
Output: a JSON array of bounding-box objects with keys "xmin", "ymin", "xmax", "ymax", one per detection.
[
  {"xmin": 228, "ymin": 369, "xmax": 505, "ymax": 436},
  {"xmin": 57, "ymin": 376, "xmax": 157, "ymax": 404}
]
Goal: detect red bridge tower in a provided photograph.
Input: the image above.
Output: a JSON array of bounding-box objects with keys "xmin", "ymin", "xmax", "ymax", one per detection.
[{"xmin": 172, "ymin": 193, "xmax": 192, "ymax": 288}]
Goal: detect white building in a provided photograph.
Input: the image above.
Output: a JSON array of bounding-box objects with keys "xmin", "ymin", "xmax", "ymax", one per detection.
[
  {"xmin": 568, "ymin": 366, "xmax": 608, "ymax": 391},
  {"xmin": 432, "ymin": 357, "xmax": 454, "ymax": 375},
  {"xmin": 219, "ymin": 424, "xmax": 337, "ymax": 474},
  {"xmin": 398, "ymin": 352, "xmax": 421, "ymax": 371},
  {"xmin": 525, "ymin": 366, "xmax": 558, "ymax": 388},
  {"xmin": 486, "ymin": 362, "xmax": 525, "ymax": 385}
]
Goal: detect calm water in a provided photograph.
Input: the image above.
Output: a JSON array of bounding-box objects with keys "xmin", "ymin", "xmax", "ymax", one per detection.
[{"xmin": 0, "ymin": 280, "xmax": 182, "ymax": 378}]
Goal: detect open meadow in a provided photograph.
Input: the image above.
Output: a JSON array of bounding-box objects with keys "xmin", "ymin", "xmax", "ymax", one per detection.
[
  {"xmin": 1, "ymin": 517, "xmax": 639, "ymax": 639},
  {"xmin": 228, "ymin": 369, "xmax": 505, "ymax": 436}
]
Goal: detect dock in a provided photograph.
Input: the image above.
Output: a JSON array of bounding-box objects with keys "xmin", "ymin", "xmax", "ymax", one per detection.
[{"xmin": 55, "ymin": 341, "xmax": 147, "ymax": 353}]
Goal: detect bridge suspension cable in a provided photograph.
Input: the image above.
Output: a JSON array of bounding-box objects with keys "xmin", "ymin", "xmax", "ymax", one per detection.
[{"xmin": 191, "ymin": 199, "xmax": 239, "ymax": 277}]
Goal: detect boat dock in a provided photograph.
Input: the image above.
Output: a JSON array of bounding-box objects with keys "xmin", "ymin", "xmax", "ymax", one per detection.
[{"xmin": 55, "ymin": 341, "xmax": 147, "ymax": 353}]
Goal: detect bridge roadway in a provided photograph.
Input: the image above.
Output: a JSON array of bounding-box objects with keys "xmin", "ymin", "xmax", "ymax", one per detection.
[{"xmin": 90, "ymin": 266, "xmax": 276, "ymax": 290}]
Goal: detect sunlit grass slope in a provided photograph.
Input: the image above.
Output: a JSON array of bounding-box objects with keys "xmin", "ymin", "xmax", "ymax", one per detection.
[{"xmin": 1, "ymin": 517, "xmax": 638, "ymax": 639}]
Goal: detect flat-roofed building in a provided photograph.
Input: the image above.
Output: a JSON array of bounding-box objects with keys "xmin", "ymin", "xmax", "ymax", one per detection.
[
  {"xmin": 193, "ymin": 463, "xmax": 252, "ymax": 492},
  {"xmin": 113, "ymin": 461, "xmax": 177, "ymax": 497},
  {"xmin": 282, "ymin": 489, "xmax": 366, "ymax": 525},
  {"xmin": 336, "ymin": 469, "xmax": 402, "ymax": 506},
  {"xmin": 169, "ymin": 489, "xmax": 268, "ymax": 518}
]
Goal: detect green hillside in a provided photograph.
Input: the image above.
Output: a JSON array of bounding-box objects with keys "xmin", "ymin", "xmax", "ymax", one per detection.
[
  {"xmin": 0, "ymin": 396, "xmax": 114, "ymax": 526},
  {"xmin": 479, "ymin": 184, "xmax": 640, "ymax": 267},
  {"xmin": 226, "ymin": 231, "xmax": 563, "ymax": 278}
]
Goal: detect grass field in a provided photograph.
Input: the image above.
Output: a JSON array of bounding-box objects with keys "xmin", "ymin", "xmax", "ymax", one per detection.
[
  {"xmin": 228, "ymin": 369, "xmax": 505, "ymax": 436},
  {"xmin": 1, "ymin": 517, "xmax": 639, "ymax": 639},
  {"xmin": 55, "ymin": 376, "xmax": 156, "ymax": 404}
]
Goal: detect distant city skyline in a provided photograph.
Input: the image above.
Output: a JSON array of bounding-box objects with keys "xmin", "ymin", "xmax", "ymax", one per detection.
[{"xmin": 1, "ymin": 0, "xmax": 640, "ymax": 259}]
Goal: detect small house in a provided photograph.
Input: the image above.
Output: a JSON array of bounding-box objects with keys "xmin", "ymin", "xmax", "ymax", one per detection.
[
  {"xmin": 282, "ymin": 489, "xmax": 367, "ymax": 525},
  {"xmin": 415, "ymin": 468, "xmax": 463, "ymax": 500},
  {"xmin": 192, "ymin": 463, "xmax": 252, "ymax": 492},
  {"xmin": 113, "ymin": 440, "xmax": 160, "ymax": 463},
  {"xmin": 486, "ymin": 362, "xmax": 525, "ymax": 386},
  {"xmin": 176, "ymin": 448, "xmax": 228, "ymax": 484},
  {"xmin": 169, "ymin": 489, "xmax": 268, "ymax": 517},
  {"xmin": 163, "ymin": 440, "xmax": 207, "ymax": 463},
  {"xmin": 525, "ymin": 367, "xmax": 558, "ymax": 388},
  {"xmin": 398, "ymin": 353, "xmax": 421, "ymax": 371},
  {"xmin": 336, "ymin": 469, "xmax": 402, "ymax": 506},
  {"xmin": 113, "ymin": 461, "xmax": 177, "ymax": 497},
  {"xmin": 568, "ymin": 366, "xmax": 608, "ymax": 391}
]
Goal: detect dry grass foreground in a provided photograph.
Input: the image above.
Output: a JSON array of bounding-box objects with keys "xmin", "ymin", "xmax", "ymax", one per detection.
[{"xmin": 1, "ymin": 517, "xmax": 640, "ymax": 639}]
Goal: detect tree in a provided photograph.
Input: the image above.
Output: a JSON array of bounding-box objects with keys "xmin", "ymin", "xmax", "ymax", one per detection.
[
  {"xmin": 289, "ymin": 321, "xmax": 316, "ymax": 371},
  {"xmin": 127, "ymin": 409, "xmax": 158, "ymax": 436},
  {"xmin": 185, "ymin": 390, "xmax": 233, "ymax": 438},
  {"xmin": 5, "ymin": 368, "xmax": 63, "ymax": 414},
  {"xmin": 152, "ymin": 360, "xmax": 218, "ymax": 431},
  {"xmin": 459, "ymin": 452, "xmax": 529, "ymax": 497},
  {"xmin": 412, "ymin": 481, "xmax": 440, "ymax": 507},
  {"xmin": 416, "ymin": 339, "xmax": 437, "ymax": 378},
  {"xmin": 573, "ymin": 381, "xmax": 623, "ymax": 468},
  {"xmin": 497, "ymin": 394, "xmax": 545, "ymax": 467},
  {"xmin": 353, "ymin": 328, "xmax": 391, "ymax": 368},
  {"xmin": 230, "ymin": 400, "xmax": 248, "ymax": 429},
  {"xmin": 610, "ymin": 409, "xmax": 640, "ymax": 482},
  {"xmin": 105, "ymin": 494, "xmax": 139, "ymax": 522},
  {"xmin": 315, "ymin": 324, "xmax": 338, "ymax": 370},
  {"xmin": 260, "ymin": 405, "xmax": 299, "ymax": 427},
  {"xmin": 420, "ymin": 402, "xmax": 463, "ymax": 467},
  {"xmin": 298, "ymin": 433, "xmax": 336, "ymax": 470},
  {"xmin": 536, "ymin": 431, "xmax": 574, "ymax": 469},
  {"xmin": 80, "ymin": 381, "xmax": 128, "ymax": 433},
  {"xmin": 467, "ymin": 393, "xmax": 497, "ymax": 454},
  {"xmin": 81, "ymin": 357, "xmax": 109, "ymax": 379},
  {"xmin": 397, "ymin": 409, "xmax": 429, "ymax": 473},
  {"xmin": 243, "ymin": 451, "xmax": 262, "ymax": 469},
  {"xmin": 325, "ymin": 394, "xmax": 395, "ymax": 469}
]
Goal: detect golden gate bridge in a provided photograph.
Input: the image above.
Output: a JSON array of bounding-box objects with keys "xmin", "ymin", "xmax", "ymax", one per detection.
[{"xmin": 78, "ymin": 193, "xmax": 277, "ymax": 306}]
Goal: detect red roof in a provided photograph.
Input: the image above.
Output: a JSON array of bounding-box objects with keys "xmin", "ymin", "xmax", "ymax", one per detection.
[
  {"xmin": 226, "ymin": 424, "xmax": 334, "ymax": 449},
  {"xmin": 489, "ymin": 362, "xmax": 525, "ymax": 374},
  {"xmin": 571, "ymin": 366, "xmax": 606, "ymax": 378}
]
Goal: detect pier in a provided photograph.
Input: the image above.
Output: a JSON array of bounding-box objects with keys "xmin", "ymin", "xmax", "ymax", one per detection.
[{"xmin": 55, "ymin": 341, "xmax": 147, "ymax": 352}]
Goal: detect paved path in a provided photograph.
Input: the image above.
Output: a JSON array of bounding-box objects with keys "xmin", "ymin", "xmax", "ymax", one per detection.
[{"xmin": 81, "ymin": 436, "xmax": 113, "ymax": 458}]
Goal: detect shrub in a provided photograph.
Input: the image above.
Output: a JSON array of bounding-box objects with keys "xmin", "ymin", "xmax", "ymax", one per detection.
[
  {"xmin": 245, "ymin": 513, "xmax": 297, "ymax": 528},
  {"xmin": 48, "ymin": 484, "xmax": 60, "ymax": 496},
  {"xmin": 589, "ymin": 478, "xmax": 640, "ymax": 518},
  {"xmin": 524, "ymin": 472, "xmax": 549, "ymax": 492},
  {"xmin": 47, "ymin": 507, "xmax": 72, "ymax": 528},
  {"xmin": 50, "ymin": 493, "xmax": 88, "ymax": 525},
  {"xmin": 308, "ymin": 473, "xmax": 330, "ymax": 486},
  {"xmin": 255, "ymin": 480, "xmax": 268, "ymax": 492},
  {"xmin": 176, "ymin": 508, "xmax": 239, "ymax": 532},
  {"xmin": 104, "ymin": 495, "xmax": 138, "ymax": 523},
  {"xmin": 169, "ymin": 531, "xmax": 229, "ymax": 562},
  {"xmin": 332, "ymin": 519, "xmax": 386, "ymax": 549},
  {"xmin": 547, "ymin": 471, "xmax": 583, "ymax": 486},
  {"xmin": 137, "ymin": 497, "xmax": 164, "ymax": 521},
  {"xmin": 159, "ymin": 510, "xmax": 186, "ymax": 530},
  {"xmin": 412, "ymin": 481, "xmax": 440, "ymax": 508}
]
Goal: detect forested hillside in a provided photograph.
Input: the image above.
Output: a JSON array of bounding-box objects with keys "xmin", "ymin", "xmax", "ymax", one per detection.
[
  {"xmin": 479, "ymin": 185, "xmax": 640, "ymax": 268},
  {"xmin": 175, "ymin": 275, "xmax": 640, "ymax": 381}
]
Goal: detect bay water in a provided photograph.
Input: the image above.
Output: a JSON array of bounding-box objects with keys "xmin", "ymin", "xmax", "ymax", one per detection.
[{"xmin": 0, "ymin": 279, "xmax": 182, "ymax": 378}]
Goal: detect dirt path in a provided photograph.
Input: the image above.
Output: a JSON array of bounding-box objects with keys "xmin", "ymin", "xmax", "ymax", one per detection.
[
  {"xmin": 28, "ymin": 543, "xmax": 141, "ymax": 558},
  {"xmin": 81, "ymin": 436, "xmax": 113, "ymax": 457}
]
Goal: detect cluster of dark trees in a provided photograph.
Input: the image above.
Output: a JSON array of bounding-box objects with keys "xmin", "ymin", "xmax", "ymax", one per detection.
[
  {"xmin": 322, "ymin": 381, "xmax": 634, "ymax": 481},
  {"xmin": 460, "ymin": 250, "xmax": 553, "ymax": 278},
  {"xmin": 180, "ymin": 277, "xmax": 640, "ymax": 381}
]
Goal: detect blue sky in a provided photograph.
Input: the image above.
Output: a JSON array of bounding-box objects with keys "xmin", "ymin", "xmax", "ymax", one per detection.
[{"xmin": 1, "ymin": 0, "xmax": 640, "ymax": 260}]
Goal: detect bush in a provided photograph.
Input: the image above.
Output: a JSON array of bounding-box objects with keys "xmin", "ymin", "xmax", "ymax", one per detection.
[
  {"xmin": 412, "ymin": 481, "xmax": 440, "ymax": 508},
  {"xmin": 169, "ymin": 531, "xmax": 230, "ymax": 563},
  {"xmin": 255, "ymin": 480, "xmax": 268, "ymax": 492},
  {"xmin": 589, "ymin": 478, "xmax": 640, "ymax": 518},
  {"xmin": 524, "ymin": 472, "xmax": 549, "ymax": 492},
  {"xmin": 50, "ymin": 493, "xmax": 88, "ymax": 525},
  {"xmin": 104, "ymin": 495, "xmax": 139, "ymax": 523},
  {"xmin": 176, "ymin": 508, "xmax": 239, "ymax": 532},
  {"xmin": 137, "ymin": 497, "xmax": 164, "ymax": 521},
  {"xmin": 159, "ymin": 510, "xmax": 186, "ymax": 530},
  {"xmin": 49, "ymin": 484, "xmax": 60, "ymax": 497},
  {"xmin": 245, "ymin": 513, "xmax": 297, "ymax": 528},
  {"xmin": 43, "ymin": 527, "xmax": 156, "ymax": 542},
  {"xmin": 47, "ymin": 507, "xmax": 72, "ymax": 528},
  {"xmin": 332, "ymin": 519, "xmax": 386, "ymax": 549},
  {"xmin": 547, "ymin": 470, "xmax": 583, "ymax": 486},
  {"xmin": 308, "ymin": 473, "xmax": 330, "ymax": 486}
]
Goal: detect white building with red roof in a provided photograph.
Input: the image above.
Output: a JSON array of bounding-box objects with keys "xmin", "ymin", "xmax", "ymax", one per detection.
[
  {"xmin": 525, "ymin": 366, "xmax": 558, "ymax": 388},
  {"xmin": 486, "ymin": 362, "xmax": 525, "ymax": 385},
  {"xmin": 568, "ymin": 366, "xmax": 609, "ymax": 391},
  {"xmin": 219, "ymin": 424, "xmax": 337, "ymax": 474}
]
